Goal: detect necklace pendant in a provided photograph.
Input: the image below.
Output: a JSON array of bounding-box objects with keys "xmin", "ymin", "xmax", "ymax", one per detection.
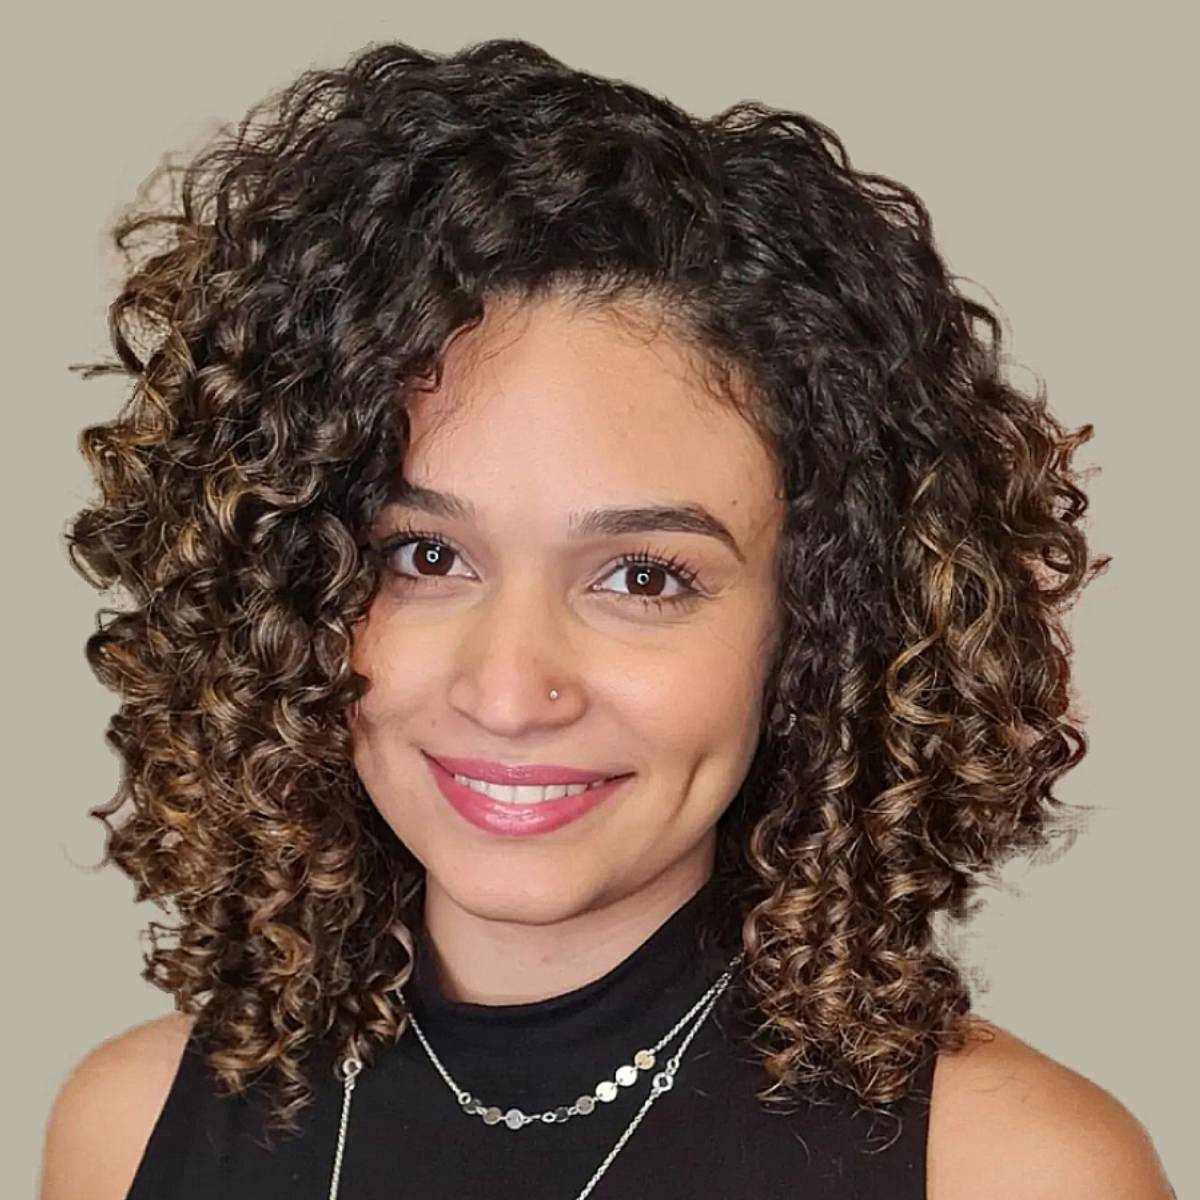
[
  {"xmin": 503, "ymin": 1107, "xmax": 525, "ymax": 1130},
  {"xmin": 575, "ymin": 1094, "xmax": 596, "ymax": 1114},
  {"xmin": 614, "ymin": 1064, "xmax": 639, "ymax": 1087}
]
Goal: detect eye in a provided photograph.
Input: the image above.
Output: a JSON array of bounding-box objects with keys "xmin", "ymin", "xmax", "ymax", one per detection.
[
  {"xmin": 368, "ymin": 529, "xmax": 704, "ymax": 610},
  {"xmin": 373, "ymin": 529, "xmax": 474, "ymax": 581},
  {"xmin": 592, "ymin": 549, "xmax": 702, "ymax": 607}
]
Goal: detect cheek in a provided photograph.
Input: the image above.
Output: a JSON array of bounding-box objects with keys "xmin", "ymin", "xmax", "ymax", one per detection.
[
  {"xmin": 628, "ymin": 641, "xmax": 764, "ymax": 773},
  {"xmin": 672, "ymin": 613, "xmax": 771, "ymax": 720},
  {"xmin": 345, "ymin": 609, "xmax": 408, "ymax": 731}
]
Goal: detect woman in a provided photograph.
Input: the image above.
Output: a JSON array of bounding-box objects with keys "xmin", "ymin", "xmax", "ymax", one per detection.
[{"xmin": 40, "ymin": 36, "xmax": 1173, "ymax": 1200}]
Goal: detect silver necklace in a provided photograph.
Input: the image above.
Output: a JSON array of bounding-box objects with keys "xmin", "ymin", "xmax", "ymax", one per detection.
[{"xmin": 326, "ymin": 950, "xmax": 743, "ymax": 1199}]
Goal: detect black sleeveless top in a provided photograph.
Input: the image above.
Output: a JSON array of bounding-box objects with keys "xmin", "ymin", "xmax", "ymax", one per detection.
[{"xmin": 126, "ymin": 883, "xmax": 937, "ymax": 1198}]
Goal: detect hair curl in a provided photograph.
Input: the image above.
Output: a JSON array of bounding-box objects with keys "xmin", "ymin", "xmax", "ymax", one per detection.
[{"xmin": 66, "ymin": 36, "xmax": 1109, "ymax": 1139}]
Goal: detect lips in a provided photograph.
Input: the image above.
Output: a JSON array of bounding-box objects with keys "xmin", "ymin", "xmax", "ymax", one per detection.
[
  {"xmin": 424, "ymin": 753, "xmax": 632, "ymax": 837},
  {"xmin": 424, "ymin": 752, "xmax": 626, "ymax": 787}
]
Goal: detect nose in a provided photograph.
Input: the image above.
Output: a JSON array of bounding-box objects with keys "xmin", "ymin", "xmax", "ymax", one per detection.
[{"xmin": 445, "ymin": 579, "xmax": 583, "ymax": 737}]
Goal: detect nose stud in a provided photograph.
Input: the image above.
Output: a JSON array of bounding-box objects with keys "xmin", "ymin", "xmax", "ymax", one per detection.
[{"xmin": 548, "ymin": 688, "xmax": 559, "ymax": 701}]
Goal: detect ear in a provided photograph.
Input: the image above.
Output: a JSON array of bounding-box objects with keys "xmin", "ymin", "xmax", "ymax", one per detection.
[{"xmin": 767, "ymin": 698, "xmax": 795, "ymax": 735}]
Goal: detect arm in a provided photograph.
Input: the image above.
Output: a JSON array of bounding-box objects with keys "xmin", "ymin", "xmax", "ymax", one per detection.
[
  {"xmin": 927, "ymin": 1020, "xmax": 1175, "ymax": 1200},
  {"xmin": 39, "ymin": 1013, "xmax": 196, "ymax": 1200}
]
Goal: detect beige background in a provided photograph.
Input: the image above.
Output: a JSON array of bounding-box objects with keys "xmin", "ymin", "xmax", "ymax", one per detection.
[{"xmin": 7, "ymin": 2, "xmax": 1194, "ymax": 1195}]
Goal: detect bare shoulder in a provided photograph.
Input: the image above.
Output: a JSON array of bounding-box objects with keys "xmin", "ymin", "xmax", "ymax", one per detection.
[
  {"xmin": 927, "ymin": 1017, "xmax": 1175, "ymax": 1200},
  {"xmin": 39, "ymin": 1011, "xmax": 198, "ymax": 1200}
]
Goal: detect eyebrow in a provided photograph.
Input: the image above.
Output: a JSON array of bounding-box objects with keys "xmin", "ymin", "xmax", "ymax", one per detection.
[{"xmin": 384, "ymin": 481, "xmax": 745, "ymax": 562}]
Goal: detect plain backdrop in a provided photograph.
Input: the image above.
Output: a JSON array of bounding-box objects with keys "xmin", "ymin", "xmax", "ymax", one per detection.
[{"xmin": 5, "ymin": 2, "xmax": 1194, "ymax": 1196}]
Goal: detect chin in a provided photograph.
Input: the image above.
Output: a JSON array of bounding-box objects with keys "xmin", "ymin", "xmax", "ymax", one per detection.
[{"xmin": 426, "ymin": 859, "xmax": 616, "ymax": 927}]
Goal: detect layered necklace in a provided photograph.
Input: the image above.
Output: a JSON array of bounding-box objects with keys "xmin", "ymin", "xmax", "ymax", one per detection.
[{"xmin": 325, "ymin": 948, "xmax": 744, "ymax": 1199}]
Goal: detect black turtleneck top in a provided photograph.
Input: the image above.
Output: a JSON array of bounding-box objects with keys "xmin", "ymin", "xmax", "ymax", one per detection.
[{"xmin": 125, "ymin": 882, "xmax": 936, "ymax": 1198}]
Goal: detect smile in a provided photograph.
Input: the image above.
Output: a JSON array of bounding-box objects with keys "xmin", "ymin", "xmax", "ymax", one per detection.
[
  {"xmin": 424, "ymin": 754, "xmax": 633, "ymax": 837},
  {"xmin": 449, "ymin": 774, "xmax": 617, "ymax": 805}
]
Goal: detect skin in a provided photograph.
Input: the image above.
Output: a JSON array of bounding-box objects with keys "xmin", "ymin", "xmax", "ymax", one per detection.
[{"xmin": 346, "ymin": 289, "xmax": 785, "ymax": 1006}]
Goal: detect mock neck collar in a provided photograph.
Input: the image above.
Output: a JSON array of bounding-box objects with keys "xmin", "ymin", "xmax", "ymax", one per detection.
[{"xmin": 401, "ymin": 879, "xmax": 739, "ymax": 1061}]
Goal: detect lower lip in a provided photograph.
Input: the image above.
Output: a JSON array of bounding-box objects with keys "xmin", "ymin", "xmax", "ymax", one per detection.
[{"xmin": 424, "ymin": 754, "xmax": 632, "ymax": 837}]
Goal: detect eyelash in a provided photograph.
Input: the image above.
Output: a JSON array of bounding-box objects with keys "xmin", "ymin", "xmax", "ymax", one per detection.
[{"xmin": 368, "ymin": 525, "xmax": 704, "ymax": 611}]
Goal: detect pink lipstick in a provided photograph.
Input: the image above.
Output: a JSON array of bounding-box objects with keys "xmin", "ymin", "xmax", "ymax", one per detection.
[{"xmin": 423, "ymin": 752, "xmax": 633, "ymax": 837}]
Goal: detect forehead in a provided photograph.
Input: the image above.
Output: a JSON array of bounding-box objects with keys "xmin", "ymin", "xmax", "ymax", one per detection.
[{"xmin": 401, "ymin": 293, "xmax": 782, "ymax": 541}]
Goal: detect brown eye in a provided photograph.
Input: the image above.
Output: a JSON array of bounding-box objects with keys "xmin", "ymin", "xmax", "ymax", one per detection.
[
  {"xmin": 617, "ymin": 564, "xmax": 671, "ymax": 598},
  {"xmin": 408, "ymin": 539, "xmax": 455, "ymax": 577},
  {"xmin": 593, "ymin": 552, "xmax": 701, "ymax": 605},
  {"xmin": 376, "ymin": 532, "xmax": 472, "ymax": 582}
]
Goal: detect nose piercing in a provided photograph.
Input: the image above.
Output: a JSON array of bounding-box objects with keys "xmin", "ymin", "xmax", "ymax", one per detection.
[{"xmin": 548, "ymin": 688, "xmax": 559, "ymax": 701}]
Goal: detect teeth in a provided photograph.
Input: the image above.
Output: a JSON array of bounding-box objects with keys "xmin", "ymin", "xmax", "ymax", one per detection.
[{"xmin": 452, "ymin": 774, "xmax": 611, "ymax": 805}]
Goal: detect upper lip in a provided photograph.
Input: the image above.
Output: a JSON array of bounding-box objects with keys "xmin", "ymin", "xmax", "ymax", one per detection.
[{"xmin": 425, "ymin": 752, "xmax": 629, "ymax": 786}]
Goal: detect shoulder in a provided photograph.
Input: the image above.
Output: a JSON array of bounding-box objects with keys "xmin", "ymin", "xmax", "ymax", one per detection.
[
  {"xmin": 39, "ymin": 1012, "xmax": 197, "ymax": 1200},
  {"xmin": 927, "ymin": 1017, "xmax": 1175, "ymax": 1200}
]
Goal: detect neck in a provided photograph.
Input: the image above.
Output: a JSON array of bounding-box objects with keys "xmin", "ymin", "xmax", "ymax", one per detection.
[{"xmin": 417, "ymin": 848, "xmax": 717, "ymax": 1007}]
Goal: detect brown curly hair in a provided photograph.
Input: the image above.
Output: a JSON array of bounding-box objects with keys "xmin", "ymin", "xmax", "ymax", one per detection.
[{"xmin": 65, "ymin": 35, "xmax": 1109, "ymax": 1139}]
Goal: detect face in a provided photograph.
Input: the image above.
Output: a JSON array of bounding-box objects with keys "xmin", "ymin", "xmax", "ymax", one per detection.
[{"xmin": 348, "ymin": 290, "xmax": 785, "ymax": 930}]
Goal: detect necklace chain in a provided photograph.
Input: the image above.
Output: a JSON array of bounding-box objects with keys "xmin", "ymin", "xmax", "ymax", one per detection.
[
  {"xmin": 405, "ymin": 953, "xmax": 737, "ymax": 1130},
  {"xmin": 327, "ymin": 950, "xmax": 743, "ymax": 1199}
]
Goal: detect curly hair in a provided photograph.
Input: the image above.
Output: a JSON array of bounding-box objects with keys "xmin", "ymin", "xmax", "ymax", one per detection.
[{"xmin": 65, "ymin": 35, "xmax": 1109, "ymax": 1139}]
